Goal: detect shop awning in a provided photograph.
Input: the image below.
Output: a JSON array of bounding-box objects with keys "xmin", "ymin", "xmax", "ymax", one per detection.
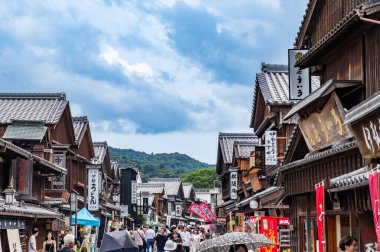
[
  {"xmin": 0, "ymin": 138, "xmax": 32, "ymax": 159},
  {"xmin": 283, "ymin": 80, "xmax": 362, "ymax": 120},
  {"xmin": 71, "ymin": 208, "xmax": 100, "ymax": 227}
]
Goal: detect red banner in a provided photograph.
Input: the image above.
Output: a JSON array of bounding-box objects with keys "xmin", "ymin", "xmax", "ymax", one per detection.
[
  {"xmin": 188, "ymin": 203, "xmax": 209, "ymax": 221},
  {"xmin": 316, "ymin": 182, "xmax": 325, "ymax": 252},
  {"xmin": 369, "ymin": 171, "xmax": 380, "ymax": 246},
  {"xmin": 199, "ymin": 202, "xmax": 217, "ymax": 221},
  {"xmin": 278, "ymin": 217, "xmax": 290, "ymax": 226},
  {"xmin": 260, "ymin": 216, "xmax": 277, "ymax": 252}
]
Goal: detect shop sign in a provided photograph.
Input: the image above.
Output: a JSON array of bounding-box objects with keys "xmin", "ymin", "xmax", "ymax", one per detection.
[
  {"xmin": 230, "ymin": 168, "xmax": 238, "ymax": 200},
  {"xmin": 351, "ymin": 112, "xmax": 380, "ymax": 158},
  {"xmin": 316, "ymin": 182, "xmax": 325, "ymax": 252},
  {"xmin": 7, "ymin": 229, "xmax": 22, "ymax": 252},
  {"xmin": 120, "ymin": 205, "xmax": 128, "ymax": 217},
  {"xmin": 188, "ymin": 203, "xmax": 209, "ymax": 221},
  {"xmin": 254, "ymin": 146, "xmax": 265, "ymax": 168},
  {"xmin": 369, "ymin": 171, "xmax": 380, "ymax": 246},
  {"xmin": 131, "ymin": 180, "xmax": 137, "ymax": 204},
  {"xmin": 260, "ymin": 216, "xmax": 278, "ymax": 252},
  {"xmin": 175, "ymin": 203, "xmax": 182, "ymax": 217},
  {"xmin": 265, "ymin": 131, "xmax": 277, "ymax": 165},
  {"xmin": 0, "ymin": 219, "xmax": 25, "ymax": 229},
  {"xmin": 249, "ymin": 216, "xmax": 258, "ymax": 225},
  {"xmin": 143, "ymin": 197, "xmax": 149, "ymax": 214},
  {"xmin": 88, "ymin": 168, "xmax": 99, "ymax": 211},
  {"xmin": 278, "ymin": 217, "xmax": 290, "ymax": 226},
  {"xmin": 199, "ymin": 202, "xmax": 217, "ymax": 222},
  {"xmin": 299, "ymin": 94, "xmax": 350, "ymax": 152},
  {"xmin": 14, "ymin": 158, "xmax": 32, "ymax": 196},
  {"xmin": 288, "ymin": 49, "xmax": 310, "ymax": 100}
]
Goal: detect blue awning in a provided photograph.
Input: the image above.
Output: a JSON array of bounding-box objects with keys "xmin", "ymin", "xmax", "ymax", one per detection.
[{"xmin": 71, "ymin": 208, "xmax": 100, "ymax": 227}]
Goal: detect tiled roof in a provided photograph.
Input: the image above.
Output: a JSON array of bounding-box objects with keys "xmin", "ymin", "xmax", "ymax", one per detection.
[
  {"xmin": 0, "ymin": 202, "xmax": 63, "ymax": 218},
  {"xmin": 73, "ymin": 116, "xmax": 88, "ymax": 143},
  {"xmin": 218, "ymin": 133, "xmax": 258, "ymax": 165},
  {"xmin": 137, "ymin": 183, "xmax": 165, "ymax": 194},
  {"xmin": 280, "ymin": 140, "xmax": 357, "ymax": 173},
  {"xmin": 329, "ymin": 167, "xmax": 368, "ymax": 192},
  {"xmin": 294, "ymin": 0, "xmax": 316, "ymax": 47},
  {"xmin": 92, "ymin": 141, "xmax": 108, "ymax": 164},
  {"xmin": 0, "ymin": 93, "xmax": 68, "ymax": 124},
  {"xmin": 250, "ymin": 63, "xmax": 320, "ymax": 128},
  {"xmin": 233, "ymin": 141, "xmax": 258, "ymax": 159},
  {"xmin": 182, "ymin": 183, "xmax": 194, "ymax": 199},
  {"xmin": 148, "ymin": 178, "xmax": 181, "ymax": 196},
  {"xmin": 3, "ymin": 120, "xmax": 47, "ymax": 141}
]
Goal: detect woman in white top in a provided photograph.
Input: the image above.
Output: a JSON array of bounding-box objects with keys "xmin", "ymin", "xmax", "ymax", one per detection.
[{"xmin": 190, "ymin": 229, "xmax": 201, "ymax": 252}]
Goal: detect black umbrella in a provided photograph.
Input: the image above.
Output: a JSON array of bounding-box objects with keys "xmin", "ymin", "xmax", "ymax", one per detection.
[{"xmin": 99, "ymin": 231, "xmax": 139, "ymax": 252}]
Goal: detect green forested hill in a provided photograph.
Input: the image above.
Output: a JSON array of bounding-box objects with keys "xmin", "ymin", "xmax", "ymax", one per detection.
[{"xmin": 109, "ymin": 147, "xmax": 214, "ymax": 182}]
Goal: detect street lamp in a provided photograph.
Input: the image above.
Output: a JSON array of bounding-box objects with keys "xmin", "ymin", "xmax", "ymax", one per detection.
[{"xmin": 4, "ymin": 184, "xmax": 16, "ymax": 205}]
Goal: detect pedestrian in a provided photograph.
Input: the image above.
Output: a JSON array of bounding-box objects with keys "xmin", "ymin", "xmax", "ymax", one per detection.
[
  {"xmin": 200, "ymin": 233, "xmax": 210, "ymax": 245},
  {"xmin": 163, "ymin": 240, "xmax": 177, "ymax": 252},
  {"xmin": 180, "ymin": 226, "xmax": 190, "ymax": 252},
  {"xmin": 339, "ymin": 236, "xmax": 357, "ymax": 252},
  {"xmin": 80, "ymin": 234, "xmax": 90, "ymax": 252},
  {"xmin": 89, "ymin": 228, "xmax": 97, "ymax": 252},
  {"xmin": 28, "ymin": 227, "xmax": 39, "ymax": 252},
  {"xmin": 154, "ymin": 227, "xmax": 168, "ymax": 252},
  {"xmin": 43, "ymin": 231, "xmax": 57, "ymax": 252},
  {"xmin": 167, "ymin": 225, "xmax": 177, "ymax": 240},
  {"xmin": 133, "ymin": 226, "xmax": 145, "ymax": 252},
  {"xmin": 144, "ymin": 226, "xmax": 155, "ymax": 252},
  {"xmin": 171, "ymin": 233, "xmax": 182, "ymax": 252},
  {"xmin": 190, "ymin": 229, "xmax": 201, "ymax": 252},
  {"xmin": 228, "ymin": 244, "xmax": 248, "ymax": 252},
  {"xmin": 165, "ymin": 225, "xmax": 171, "ymax": 236},
  {"xmin": 58, "ymin": 234, "xmax": 76, "ymax": 252}
]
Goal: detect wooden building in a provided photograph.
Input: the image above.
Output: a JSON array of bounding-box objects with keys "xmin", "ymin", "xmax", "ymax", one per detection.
[
  {"xmin": 137, "ymin": 183, "xmax": 166, "ymax": 224},
  {"xmin": 279, "ymin": 1, "xmax": 380, "ymax": 251}
]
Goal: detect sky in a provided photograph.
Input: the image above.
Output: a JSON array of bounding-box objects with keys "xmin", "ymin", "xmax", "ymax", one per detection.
[{"xmin": 0, "ymin": 0, "xmax": 308, "ymax": 164}]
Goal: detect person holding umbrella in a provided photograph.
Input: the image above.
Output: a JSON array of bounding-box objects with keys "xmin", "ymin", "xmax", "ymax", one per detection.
[{"xmin": 228, "ymin": 244, "xmax": 248, "ymax": 252}]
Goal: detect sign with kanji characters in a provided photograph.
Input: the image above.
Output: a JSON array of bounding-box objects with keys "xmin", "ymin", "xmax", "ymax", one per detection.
[
  {"xmin": 175, "ymin": 203, "xmax": 182, "ymax": 217},
  {"xmin": 316, "ymin": 182, "xmax": 325, "ymax": 252},
  {"xmin": 188, "ymin": 203, "xmax": 208, "ymax": 221},
  {"xmin": 278, "ymin": 217, "xmax": 290, "ymax": 226},
  {"xmin": 298, "ymin": 94, "xmax": 351, "ymax": 152},
  {"xmin": 199, "ymin": 202, "xmax": 217, "ymax": 222},
  {"xmin": 265, "ymin": 131, "xmax": 277, "ymax": 165},
  {"xmin": 260, "ymin": 216, "xmax": 278, "ymax": 252},
  {"xmin": 230, "ymin": 168, "xmax": 238, "ymax": 200},
  {"xmin": 88, "ymin": 168, "xmax": 99, "ymax": 211},
  {"xmin": 13, "ymin": 158, "xmax": 32, "ymax": 196},
  {"xmin": 7, "ymin": 229, "xmax": 22, "ymax": 252},
  {"xmin": 131, "ymin": 180, "xmax": 137, "ymax": 204},
  {"xmin": 143, "ymin": 197, "xmax": 149, "ymax": 214},
  {"xmin": 288, "ymin": 49, "xmax": 310, "ymax": 100}
]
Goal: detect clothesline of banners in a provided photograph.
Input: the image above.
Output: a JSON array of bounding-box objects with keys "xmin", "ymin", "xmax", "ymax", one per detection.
[{"xmin": 188, "ymin": 202, "xmax": 217, "ymax": 222}]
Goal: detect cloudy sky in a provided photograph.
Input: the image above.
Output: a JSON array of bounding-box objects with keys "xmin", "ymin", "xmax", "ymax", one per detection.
[{"xmin": 0, "ymin": 0, "xmax": 308, "ymax": 164}]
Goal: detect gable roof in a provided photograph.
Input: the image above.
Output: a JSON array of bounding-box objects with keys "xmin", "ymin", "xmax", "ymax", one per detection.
[
  {"xmin": 137, "ymin": 183, "xmax": 165, "ymax": 195},
  {"xmin": 216, "ymin": 133, "xmax": 258, "ymax": 174},
  {"xmin": 92, "ymin": 141, "xmax": 108, "ymax": 164},
  {"xmin": 232, "ymin": 141, "xmax": 259, "ymax": 159},
  {"xmin": 148, "ymin": 178, "xmax": 182, "ymax": 197},
  {"xmin": 250, "ymin": 63, "xmax": 320, "ymax": 128},
  {"xmin": 0, "ymin": 93, "xmax": 68, "ymax": 125},
  {"xmin": 182, "ymin": 182, "xmax": 194, "ymax": 199},
  {"xmin": 73, "ymin": 116, "xmax": 88, "ymax": 143}
]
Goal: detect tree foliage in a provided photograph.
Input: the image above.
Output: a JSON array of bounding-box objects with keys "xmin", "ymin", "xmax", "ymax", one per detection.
[{"xmin": 181, "ymin": 168, "xmax": 221, "ymax": 189}]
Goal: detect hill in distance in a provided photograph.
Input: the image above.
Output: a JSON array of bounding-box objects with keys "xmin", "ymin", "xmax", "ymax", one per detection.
[{"xmin": 109, "ymin": 147, "xmax": 215, "ymax": 182}]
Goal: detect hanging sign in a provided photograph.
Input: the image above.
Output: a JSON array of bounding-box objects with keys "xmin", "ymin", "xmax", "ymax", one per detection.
[
  {"xmin": 131, "ymin": 181, "xmax": 137, "ymax": 204},
  {"xmin": 7, "ymin": 229, "xmax": 22, "ymax": 252},
  {"xmin": 369, "ymin": 171, "xmax": 380, "ymax": 246},
  {"xmin": 175, "ymin": 203, "xmax": 182, "ymax": 217},
  {"xmin": 88, "ymin": 169, "xmax": 99, "ymax": 211},
  {"xmin": 143, "ymin": 197, "xmax": 149, "ymax": 214},
  {"xmin": 14, "ymin": 158, "xmax": 32, "ymax": 196},
  {"xmin": 230, "ymin": 168, "xmax": 238, "ymax": 200},
  {"xmin": 316, "ymin": 182, "xmax": 325, "ymax": 252},
  {"xmin": 298, "ymin": 94, "xmax": 351, "ymax": 152},
  {"xmin": 288, "ymin": 49, "xmax": 310, "ymax": 100},
  {"xmin": 260, "ymin": 216, "xmax": 278, "ymax": 252},
  {"xmin": 265, "ymin": 131, "xmax": 277, "ymax": 165},
  {"xmin": 278, "ymin": 217, "xmax": 290, "ymax": 226},
  {"xmin": 120, "ymin": 205, "xmax": 129, "ymax": 218}
]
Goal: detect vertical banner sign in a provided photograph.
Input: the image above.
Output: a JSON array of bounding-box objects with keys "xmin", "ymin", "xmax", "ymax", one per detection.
[
  {"xmin": 288, "ymin": 49, "xmax": 310, "ymax": 100},
  {"xmin": 15, "ymin": 158, "xmax": 32, "ymax": 195},
  {"xmin": 230, "ymin": 168, "xmax": 238, "ymax": 200},
  {"xmin": 88, "ymin": 169, "xmax": 99, "ymax": 211},
  {"xmin": 131, "ymin": 181, "xmax": 137, "ymax": 204},
  {"xmin": 199, "ymin": 202, "xmax": 217, "ymax": 221},
  {"xmin": 175, "ymin": 203, "xmax": 182, "ymax": 217},
  {"xmin": 265, "ymin": 131, "xmax": 277, "ymax": 165},
  {"xmin": 316, "ymin": 182, "xmax": 325, "ymax": 252},
  {"xmin": 260, "ymin": 216, "xmax": 278, "ymax": 252},
  {"xmin": 143, "ymin": 197, "xmax": 149, "ymax": 214},
  {"xmin": 120, "ymin": 205, "xmax": 128, "ymax": 217},
  {"xmin": 369, "ymin": 171, "xmax": 380, "ymax": 246},
  {"xmin": 7, "ymin": 229, "xmax": 22, "ymax": 252},
  {"xmin": 188, "ymin": 203, "xmax": 209, "ymax": 221}
]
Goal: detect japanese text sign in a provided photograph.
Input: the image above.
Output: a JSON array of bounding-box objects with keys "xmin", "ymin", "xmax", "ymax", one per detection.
[
  {"xmin": 316, "ymin": 182, "xmax": 325, "ymax": 252},
  {"xmin": 230, "ymin": 168, "xmax": 238, "ymax": 200},
  {"xmin": 15, "ymin": 158, "xmax": 32, "ymax": 196},
  {"xmin": 175, "ymin": 203, "xmax": 182, "ymax": 217},
  {"xmin": 199, "ymin": 202, "xmax": 217, "ymax": 222},
  {"xmin": 188, "ymin": 203, "xmax": 209, "ymax": 221},
  {"xmin": 265, "ymin": 131, "xmax": 277, "ymax": 165},
  {"xmin": 131, "ymin": 180, "xmax": 137, "ymax": 204},
  {"xmin": 288, "ymin": 49, "xmax": 310, "ymax": 100},
  {"xmin": 260, "ymin": 216, "xmax": 278, "ymax": 252},
  {"xmin": 369, "ymin": 171, "xmax": 380, "ymax": 247},
  {"xmin": 299, "ymin": 94, "xmax": 351, "ymax": 151},
  {"xmin": 88, "ymin": 168, "xmax": 99, "ymax": 211}
]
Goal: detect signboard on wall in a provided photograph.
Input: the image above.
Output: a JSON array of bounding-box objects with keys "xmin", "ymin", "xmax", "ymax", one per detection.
[
  {"xmin": 288, "ymin": 49, "xmax": 310, "ymax": 100},
  {"xmin": 298, "ymin": 94, "xmax": 351, "ymax": 152},
  {"xmin": 88, "ymin": 169, "xmax": 99, "ymax": 211},
  {"xmin": 7, "ymin": 229, "xmax": 22, "ymax": 252},
  {"xmin": 230, "ymin": 168, "xmax": 238, "ymax": 200},
  {"xmin": 143, "ymin": 197, "xmax": 149, "ymax": 214},
  {"xmin": 14, "ymin": 158, "xmax": 32, "ymax": 196},
  {"xmin": 265, "ymin": 131, "xmax": 277, "ymax": 165},
  {"xmin": 131, "ymin": 181, "xmax": 137, "ymax": 204},
  {"xmin": 175, "ymin": 203, "xmax": 182, "ymax": 217},
  {"xmin": 120, "ymin": 205, "xmax": 128, "ymax": 217}
]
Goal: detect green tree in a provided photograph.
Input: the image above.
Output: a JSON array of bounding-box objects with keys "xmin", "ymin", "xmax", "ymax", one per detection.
[{"xmin": 181, "ymin": 168, "xmax": 220, "ymax": 189}]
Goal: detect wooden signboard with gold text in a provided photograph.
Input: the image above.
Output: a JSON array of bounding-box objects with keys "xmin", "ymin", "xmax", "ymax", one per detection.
[{"xmin": 298, "ymin": 94, "xmax": 351, "ymax": 151}]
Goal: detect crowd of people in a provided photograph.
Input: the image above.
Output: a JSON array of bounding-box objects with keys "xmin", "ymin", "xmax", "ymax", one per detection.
[{"xmin": 130, "ymin": 224, "xmax": 212, "ymax": 252}]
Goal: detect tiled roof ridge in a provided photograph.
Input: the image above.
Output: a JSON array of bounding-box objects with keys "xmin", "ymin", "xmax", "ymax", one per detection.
[
  {"xmin": 294, "ymin": 0, "xmax": 314, "ymax": 47},
  {"xmin": 73, "ymin": 116, "xmax": 88, "ymax": 122},
  {"xmin": 139, "ymin": 182, "xmax": 165, "ymax": 187},
  {"xmin": 218, "ymin": 132, "xmax": 255, "ymax": 138},
  {"xmin": 149, "ymin": 178, "xmax": 181, "ymax": 182},
  {"xmin": 0, "ymin": 92, "xmax": 66, "ymax": 100},
  {"xmin": 233, "ymin": 141, "xmax": 259, "ymax": 146},
  {"xmin": 10, "ymin": 119, "xmax": 45, "ymax": 126},
  {"xmin": 93, "ymin": 141, "xmax": 108, "ymax": 146},
  {"xmin": 261, "ymin": 62, "xmax": 288, "ymax": 73}
]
